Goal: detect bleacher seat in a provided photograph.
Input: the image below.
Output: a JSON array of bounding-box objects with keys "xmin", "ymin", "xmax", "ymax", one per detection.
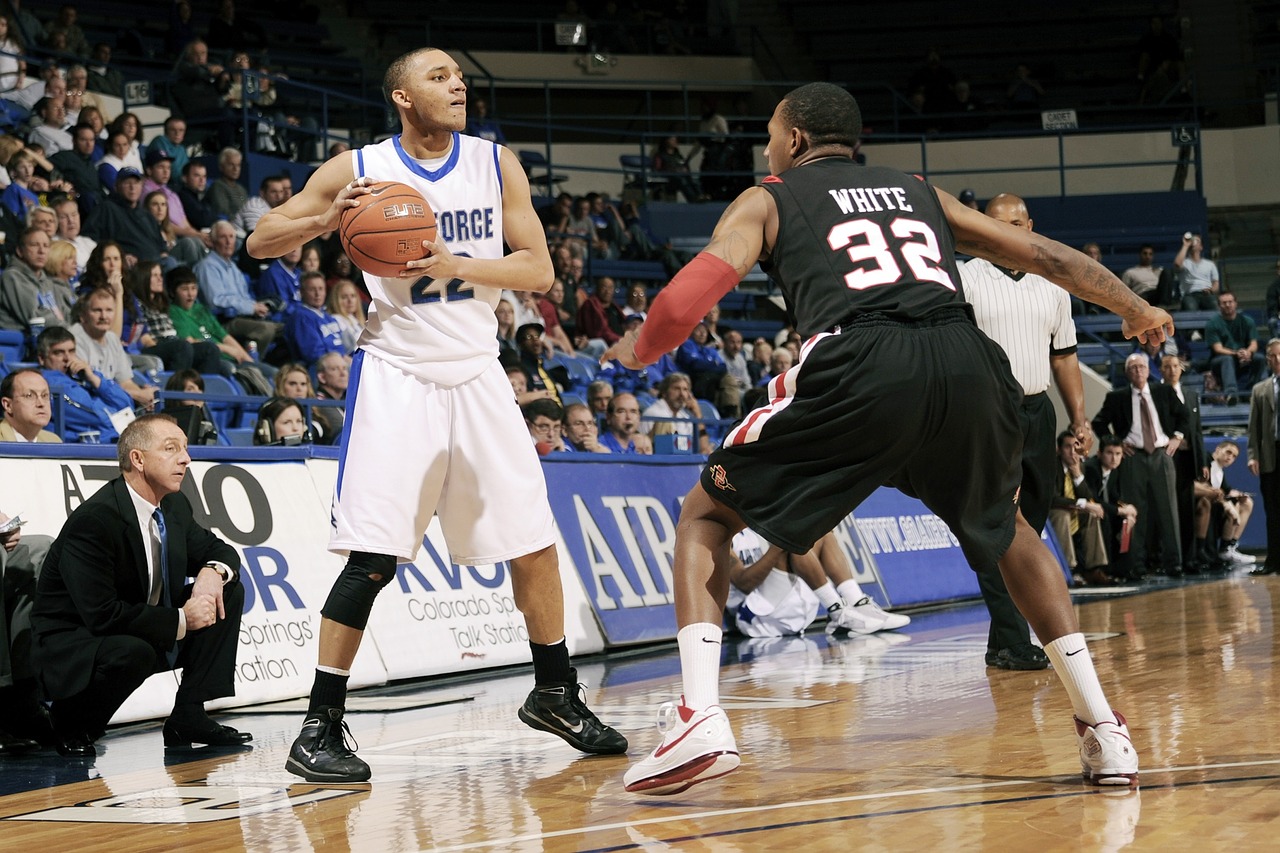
[
  {"xmin": 225, "ymin": 426, "xmax": 257, "ymax": 447},
  {"xmin": 620, "ymin": 154, "xmax": 667, "ymax": 200},
  {"xmin": 201, "ymin": 373, "xmax": 248, "ymax": 430},
  {"xmin": 518, "ymin": 150, "xmax": 567, "ymax": 196},
  {"xmin": 0, "ymin": 329, "xmax": 25, "ymax": 364}
]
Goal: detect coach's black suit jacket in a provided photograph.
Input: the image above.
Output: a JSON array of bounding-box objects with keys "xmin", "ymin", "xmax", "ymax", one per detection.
[
  {"xmin": 32, "ymin": 477, "xmax": 241, "ymax": 701},
  {"xmin": 1091, "ymin": 382, "xmax": 1190, "ymax": 445}
]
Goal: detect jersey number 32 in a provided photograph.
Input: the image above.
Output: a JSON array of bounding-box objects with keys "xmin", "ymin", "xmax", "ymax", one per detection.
[{"xmin": 827, "ymin": 218, "xmax": 956, "ymax": 291}]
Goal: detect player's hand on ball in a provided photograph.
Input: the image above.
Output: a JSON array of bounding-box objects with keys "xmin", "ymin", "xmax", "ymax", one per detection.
[
  {"xmin": 324, "ymin": 176, "xmax": 373, "ymax": 231},
  {"xmin": 401, "ymin": 238, "xmax": 457, "ymax": 279}
]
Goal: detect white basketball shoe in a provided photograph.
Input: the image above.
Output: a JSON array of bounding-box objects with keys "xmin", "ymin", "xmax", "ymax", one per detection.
[
  {"xmin": 850, "ymin": 596, "xmax": 911, "ymax": 631},
  {"xmin": 1075, "ymin": 710, "xmax": 1139, "ymax": 786},
  {"xmin": 624, "ymin": 700, "xmax": 740, "ymax": 795},
  {"xmin": 825, "ymin": 600, "xmax": 882, "ymax": 635}
]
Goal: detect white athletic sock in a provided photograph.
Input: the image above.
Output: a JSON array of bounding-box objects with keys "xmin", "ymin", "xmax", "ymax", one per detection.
[
  {"xmin": 1044, "ymin": 633, "xmax": 1114, "ymax": 726},
  {"xmin": 678, "ymin": 623, "xmax": 723, "ymax": 710},
  {"xmin": 836, "ymin": 579, "xmax": 865, "ymax": 606},
  {"xmin": 813, "ymin": 581, "xmax": 842, "ymax": 611},
  {"xmin": 316, "ymin": 665, "xmax": 351, "ymax": 677}
]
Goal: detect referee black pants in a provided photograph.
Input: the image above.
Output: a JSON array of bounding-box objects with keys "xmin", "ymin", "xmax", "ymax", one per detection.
[{"xmin": 977, "ymin": 392, "xmax": 1055, "ymax": 653}]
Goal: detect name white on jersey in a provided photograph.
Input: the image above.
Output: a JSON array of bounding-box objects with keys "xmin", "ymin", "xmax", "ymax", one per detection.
[{"xmin": 353, "ymin": 133, "xmax": 505, "ymax": 386}]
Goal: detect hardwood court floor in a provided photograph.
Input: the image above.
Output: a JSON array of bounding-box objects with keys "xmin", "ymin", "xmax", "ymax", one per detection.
[{"xmin": 1, "ymin": 572, "xmax": 1278, "ymax": 852}]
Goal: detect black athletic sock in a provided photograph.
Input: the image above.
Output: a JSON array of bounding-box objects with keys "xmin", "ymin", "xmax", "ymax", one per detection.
[
  {"xmin": 529, "ymin": 638, "xmax": 574, "ymax": 685},
  {"xmin": 308, "ymin": 669, "xmax": 350, "ymax": 717}
]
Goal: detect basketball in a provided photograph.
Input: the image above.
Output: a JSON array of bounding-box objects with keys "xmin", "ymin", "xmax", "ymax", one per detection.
[{"xmin": 338, "ymin": 181, "xmax": 437, "ymax": 278}]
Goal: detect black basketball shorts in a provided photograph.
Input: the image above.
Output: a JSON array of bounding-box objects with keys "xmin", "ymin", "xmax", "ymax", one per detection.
[{"xmin": 701, "ymin": 310, "xmax": 1024, "ymax": 568}]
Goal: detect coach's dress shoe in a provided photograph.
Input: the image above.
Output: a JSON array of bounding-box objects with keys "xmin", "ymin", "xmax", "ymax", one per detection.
[
  {"xmin": 0, "ymin": 727, "xmax": 40, "ymax": 756},
  {"xmin": 55, "ymin": 732, "xmax": 96, "ymax": 759},
  {"xmin": 162, "ymin": 718, "xmax": 254, "ymax": 750},
  {"xmin": 1250, "ymin": 565, "xmax": 1280, "ymax": 576}
]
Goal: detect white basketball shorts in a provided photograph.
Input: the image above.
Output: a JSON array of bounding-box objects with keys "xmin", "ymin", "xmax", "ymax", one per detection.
[{"xmin": 330, "ymin": 351, "xmax": 556, "ymax": 564}]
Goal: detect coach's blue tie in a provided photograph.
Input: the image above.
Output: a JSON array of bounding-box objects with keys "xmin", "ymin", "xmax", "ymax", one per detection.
[{"xmin": 153, "ymin": 507, "xmax": 171, "ymax": 608}]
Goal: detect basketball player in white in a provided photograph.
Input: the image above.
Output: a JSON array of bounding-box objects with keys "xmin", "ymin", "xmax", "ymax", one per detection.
[{"xmin": 247, "ymin": 47, "xmax": 627, "ymax": 783}]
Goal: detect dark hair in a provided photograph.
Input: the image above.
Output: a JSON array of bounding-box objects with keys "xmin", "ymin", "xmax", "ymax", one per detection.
[
  {"xmin": 1218, "ymin": 439, "xmax": 1240, "ymax": 452},
  {"xmin": 107, "ymin": 111, "xmax": 145, "ymax": 144},
  {"xmin": 36, "ymin": 325, "xmax": 76, "ymax": 358},
  {"xmin": 382, "ymin": 46, "xmax": 441, "ymax": 106},
  {"xmin": 522, "ymin": 397, "xmax": 563, "ymax": 424},
  {"xmin": 166, "ymin": 368, "xmax": 205, "ymax": 393},
  {"xmin": 1098, "ymin": 434, "xmax": 1124, "ymax": 451},
  {"xmin": 0, "ymin": 367, "xmax": 42, "ymax": 400},
  {"xmin": 254, "ymin": 395, "xmax": 305, "ymax": 445},
  {"xmin": 260, "ymin": 173, "xmax": 285, "ymax": 193},
  {"xmin": 82, "ymin": 239, "xmax": 123, "ymax": 290},
  {"xmin": 181, "ymin": 159, "xmax": 205, "ymax": 177},
  {"xmin": 164, "ymin": 264, "xmax": 199, "ymax": 297},
  {"xmin": 1057, "ymin": 430, "xmax": 1077, "ymax": 448},
  {"xmin": 780, "ymin": 82, "xmax": 862, "ymax": 149}
]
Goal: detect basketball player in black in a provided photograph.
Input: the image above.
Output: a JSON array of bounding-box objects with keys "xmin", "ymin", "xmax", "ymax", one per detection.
[{"xmin": 608, "ymin": 82, "xmax": 1169, "ymax": 795}]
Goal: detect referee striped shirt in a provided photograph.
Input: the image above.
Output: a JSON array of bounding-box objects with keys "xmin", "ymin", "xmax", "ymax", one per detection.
[{"xmin": 960, "ymin": 257, "xmax": 1076, "ymax": 395}]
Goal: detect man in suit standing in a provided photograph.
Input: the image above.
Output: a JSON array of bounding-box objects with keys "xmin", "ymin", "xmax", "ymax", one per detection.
[
  {"xmin": 1092, "ymin": 352, "xmax": 1189, "ymax": 578},
  {"xmin": 1246, "ymin": 338, "xmax": 1280, "ymax": 575},
  {"xmin": 1160, "ymin": 353, "xmax": 1208, "ymax": 572},
  {"xmin": 1084, "ymin": 435, "xmax": 1139, "ymax": 579},
  {"xmin": 31, "ymin": 414, "xmax": 253, "ymax": 757}
]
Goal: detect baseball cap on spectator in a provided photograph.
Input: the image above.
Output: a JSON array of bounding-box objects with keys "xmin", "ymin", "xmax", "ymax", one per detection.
[
  {"xmin": 516, "ymin": 322, "xmax": 545, "ymax": 342},
  {"xmin": 116, "ymin": 167, "xmax": 144, "ymax": 181},
  {"xmin": 958, "ymin": 188, "xmax": 976, "ymax": 204},
  {"xmin": 144, "ymin": 148, "xmax": 174, "ymax": 168}
]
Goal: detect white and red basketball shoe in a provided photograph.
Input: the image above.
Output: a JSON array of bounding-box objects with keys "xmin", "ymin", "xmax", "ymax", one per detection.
[
  {"xmin": 624, "ymin": 700, "xmax": 740, "ymax": 795},
  {"xmin": 1075, "ymin": 710, "xmax": 1139, "ymax": 786}
]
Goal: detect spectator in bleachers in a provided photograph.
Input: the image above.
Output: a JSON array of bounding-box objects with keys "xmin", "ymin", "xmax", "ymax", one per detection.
[
  {"xmin": 553, "ymin": 243, "xmax": 585, "ymax": 316},
  {"xmin": 106, "ymin": 112, "xmax": 144, "ymax": 166},
  {"xmin": 533, "ymin": 280, "xmax": 576, "ymax": 356},
  {"xmin": 95, "ymin": 132, "xmax": 134, "ymax": 193},
  {"xmin": 48, "ymin": 124, "xmax": 99, "ymax": 212},
  {"xmin": 702, "ymin": 304, "xmax": 725, "ymax": 349},
  {"xmin": 1005, "ymin": 62, "xmax": 1045, "ymax": 111},
  {"xmin": 145, "ymin": 190, "xmax": 206, "ymax": 268},
  {"xmin": 25, "ymin": 203, "xmax": 54, "ymax": 238},
  {"xmin": 0, "ymin": 149, "xmax": 41, "ymax": 218},
  {"xmin": 77, "ymin": 238, "xmax": 123, "ymax": 317},
  {"xmin": 907, "ymin": 48, "xmax": 958, "ymax": 117},
  {"xmin": 748, "ymin": 337, "xmax": 772, "ymax": 385},
  {"xmin": 41, "ymin": 234, "xmax": 78, "ymax": 301},
  {"xmin": 1082, "ymin": 434, "xmax": 1138, "ymax": 581},
  {"xmin": 505, "ymin": 287, "xmax": 543, "ymax": 331},
  {"xmin": 0, "ymin": 225, "xmax": 65, "ymax": 330},
  {"xmin": 577, "ymin": 276, "xmax": 624, "ymax": 349},
  {"xmin": 650, "ymin": 135, "xmax": 704, "ymax": 203},
  {"xmin": 253, "ymin": 395, "xmax": 308, "ymax": 446},
  {"xmin": 1092, "ymin": 352, "xmax": 1187, "ymax": 578},
  {"xmin": 563, "ymin": 401, "xmax": 608, "ymax": 453},
  {"xmin": 597, "ymin": 322, "xmax": 651, "ymax": 396},
  {"xmin": 129, "ymin": 259, "xmax": 223, "ymax": 375},
  {"xmin": 1174, "ymin": 232, "xmax": 1218, "ymax": 310},
  {"xmin": 206, "ymin": 0, "xmax": 268, "ymax": 54},
  {"xmin": 284, "ymin": 270, "xmax": 343, "ymax": 365},
  {"xmin": 0, "ymin": 15, "xmax": 24, "ymax": 96},
  {"xmin": 160, "ymin": 369, "xmax": 219, "ymax": 446},
  {"xmin": 34, "ymin": 324, "xmax": 131, "ymax": 442},
  {"xmin": 587, "ymin": 192, "xmax": 626, "ymax": 259},
  {"xmin": 207, "ymin": 148, "xmax": 247, "ymax": 222},
  {"xmin": 601, "ymin": 392, "xmax": 652, "ymax": 454},
  {"xmin": 170, "ymin": 40, "xmax": 236, "ymax": 153},
  {"xmin": 69, "ymin": 286, "xmax": 158, "ymax": 409},
  {"xmin": 65, "ymin": 65, "xmax": 98, "ymax": 118},
  {"xmin": 194, "ymin": 219, "xmax": 280, "ymax": 354},
  {"xmin": 755, "ymin": 345, "xmax": 792, "ymax": 387},
  {"xmin": 586, "ymin": 379, "xmax": 612, "ymax": 420},
  {"xmin": 623, "ymin": 281, "xmax": 648, "ymax": 318},
  {"xmin": 494, "ymin": 297, "xmax": 518, "ymax": 363},
  {"xmin": 166, "ymin": 0, "xmax": 197, "ymax": 59},
  {"xmin": 52, "ymin": 196, "xmax": 93, "ymax": 274},
  {"xmin": 1194, "ymin": 440, "xmax": 1255, "ymax": 569},
  {"xmin": 145, "ymin": 117, "xmax": 190, "ymax": 179},
  {"xmin": 3, "ymin": 58, "xmax": 58, "ymax": 114},
  {"xmin": 257, "ymin": 245, "xmax": 301, "ymax": 320},
  {"xmin": 234, "ymin": 174, "xmax": 287, "ymax": 235},
  {"xmin": 719, "ymin": 329, "xmax": 750, "ymax": 419},
  {"xmin": 1048, "ymin": 430, "xmax": 1111, "ymax": 587},
  {"xmin": 2, "ymin": 1, "xmax": 41, "ymax": 59},
  {"xmin": 1121, "ymin": 244, "xmax": 1164, "ymax": 305},
  {"xmin": 85, "ymin": 42, "xmax": 123, "ymax": 98},
  {"xmin": 166, "ymin": 264, "xmax": 261, "ymax": 378},
  {"xmin": 523, "ymin": 397, "xmax": 567, "ymax": 453},
  {"xmin": 27, "ymin": 98, "xmax": 71, "ymax": 156},
  {"xmin": 176, "ymin": 160, "xmax": 218, "ymax": 232},
  {"xmin": 465, "ymin": 96, "xmax": 505, "ymax": 145},
  {"xmin": 45, "ymin": 4, "xmax": 88, "ymax": 58},
  {"xmin": 0, "ymin": 367, "xmax": 58, "ymax": 442},
  {"xmin": 1206, "ymin": 291, "xmax": 1265, "ymax": 404},
  {"xmin": 516, "ymin": 321, "xmax": 568, "ymax": 406},
  {"xmin": 274, "ymin": 363, "xmax": 338, "ymax": 445},
  {"xmin": 540, "ymin": 192, "xmax": 573, "ymax": 237},
  {"xmin": 675, "ymin": 321, "xmax": 727, "ymax": 401},
  {"xmin": 319, "ymin": 279, "xmax": 362, "ymax": 355},
  {"xmin": 84, "ymin": 167, "xmax": 170, "ymax": 264},
  {"xmin": 640, "ymin": 371, "xmax": 704, "ymax": 446},
  {"xmin": 314, "ymin": 351, "xmax": 348, "ymax": 412}
]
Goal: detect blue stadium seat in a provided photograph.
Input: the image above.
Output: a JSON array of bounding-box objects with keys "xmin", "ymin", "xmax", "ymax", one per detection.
[
  {"xmin": 225, "ymin": 426, "xmax": 257, "ymax": 447},
  {"xmin": 0, "ymin": 329, "xmax": 25, "ymax": 364},
  {"xmin": 200, "ymin": 373, "xmax": 247, "ymax": 430}
]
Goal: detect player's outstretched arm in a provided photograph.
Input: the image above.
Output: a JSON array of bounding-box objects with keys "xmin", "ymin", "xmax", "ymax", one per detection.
[
  {"xmin": 939, "ymin": 188, "xmax": 1174, "ymax": 344},
  {"xmin": 603, "ymin": 187, "xmax": 770, "ymax": 369},
  {"xmin": 246, "ymin": 154, "xmax": 359, "ymax": 259}
]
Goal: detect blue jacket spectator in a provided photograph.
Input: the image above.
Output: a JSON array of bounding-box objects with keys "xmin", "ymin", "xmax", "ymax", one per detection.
[
  {"xmin": 35, "ymin": 327, "xmax": 133, "ymax": 442},
  {"xmin": 597, "ymin": 359, "xmax": 650, "ymax": 396},
  {"xmin": 257, "ymin": 250, "xmax": 302, "ymax": 320},
  {"xmin": 285, "ymin": 272, "xmax": 345, "ymax": 365}
]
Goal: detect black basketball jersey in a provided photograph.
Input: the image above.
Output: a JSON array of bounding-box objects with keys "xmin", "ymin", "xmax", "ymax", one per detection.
[{"xmin": 761, "ymin": 159, "xmax": 966, "ymax": 335}]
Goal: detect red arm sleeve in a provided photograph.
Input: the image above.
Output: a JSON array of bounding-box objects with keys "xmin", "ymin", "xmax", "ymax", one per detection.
[{"xmin": 634, "ymin": 252, "xmax": 742, "ymax": 363}]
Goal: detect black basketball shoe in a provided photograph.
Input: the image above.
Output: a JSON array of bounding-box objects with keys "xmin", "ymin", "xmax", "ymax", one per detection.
[
  {"xmin": 285, "ymin": 707, "xmax": 371, "ymax": 782},
  {"xmin": 518, "ymin": 668, "xmax": 628, "ymax": 755}
]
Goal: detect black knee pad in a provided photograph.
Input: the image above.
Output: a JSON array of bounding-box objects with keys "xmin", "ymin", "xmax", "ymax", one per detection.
[{"xmin": 320, "ymin": 551, "xmax": 398, "ymax": 630}]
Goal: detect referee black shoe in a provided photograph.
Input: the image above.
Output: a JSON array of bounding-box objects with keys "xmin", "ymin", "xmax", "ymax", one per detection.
[
  {"xmin": 518, "ymin": 669, "xmax": 628, "ymax": 755},
  {"xmin": 285, "ymin": 707, "xmax": 371, "ymax": 783},
  {"xmin": 985, "ymin": 643, "xmax": 1050, "ymax": 671}
]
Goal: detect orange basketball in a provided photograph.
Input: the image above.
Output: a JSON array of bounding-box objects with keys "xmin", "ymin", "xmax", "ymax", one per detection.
[{"xmin": 338, "ymin": 181, "xmax": 438, "ymax": 278}]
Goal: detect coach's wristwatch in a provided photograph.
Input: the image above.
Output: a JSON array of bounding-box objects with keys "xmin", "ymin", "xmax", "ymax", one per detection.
[{"xmin": 205, "ymin": 561, "xmax": 237, "ymax": 584}]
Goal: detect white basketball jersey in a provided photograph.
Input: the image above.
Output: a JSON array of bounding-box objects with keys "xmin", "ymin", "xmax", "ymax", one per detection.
[{"xmin": 353, "ymin": 133, "xmax": 506, "ymax": 386}]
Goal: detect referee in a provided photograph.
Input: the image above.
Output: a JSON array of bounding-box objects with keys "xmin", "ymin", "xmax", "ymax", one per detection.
[{"xmin": 961, "ymin": 193, "xmax": 1094, "ymax": 671}]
